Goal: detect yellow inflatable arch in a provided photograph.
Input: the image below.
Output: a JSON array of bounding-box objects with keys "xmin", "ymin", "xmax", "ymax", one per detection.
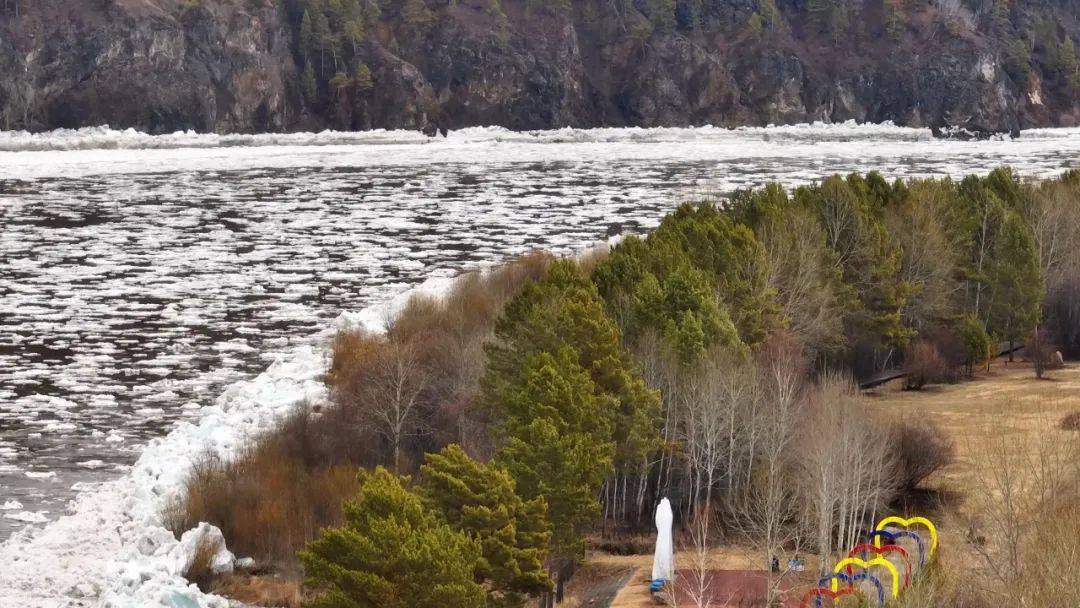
[
  {"xmin": 832, "ymin": 556, "xmax": 900, "ymax": 599},
  {"xmin": 874, "ymin": 516, "xmax": 938, "ymax": 556}
]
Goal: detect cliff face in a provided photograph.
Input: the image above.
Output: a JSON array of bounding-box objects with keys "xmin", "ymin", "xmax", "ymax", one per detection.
[
  {"xmin": 0, "ymin": 0, "xmax": 295, "ymax": 133},
  {"xmin": 1, "ymin": 0, "xmax": 1079, "ymax": 135}
]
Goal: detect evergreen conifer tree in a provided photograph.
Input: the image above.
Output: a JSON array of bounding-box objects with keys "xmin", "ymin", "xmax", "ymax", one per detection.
[
  {"xmin": 300, "ymin": 468, "xmax": 486, "ymax": 608},
  {"xmin": 986, "ymin": 210, "xmax": 1044, "ymax": 353},
  {"xmin": 300, "ymin": 9, "xmax": 315, "ymax": 58},
  {"xmin": 303, "ymin": 61, "xmax": 319, "ymax": 105},
  {"xmin": 418, "ymin": 445, "xmax": 552, "ymax": 608},
  {"xmin": 483, "ymin": 260, "xmax": 660, "ymax": 478},
  {"xmin": 490, "ymin": 347, "xmax": 615, "ymax": 562}
]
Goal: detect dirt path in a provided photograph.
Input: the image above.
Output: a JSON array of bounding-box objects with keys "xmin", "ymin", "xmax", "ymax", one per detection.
[
  {"xmin": 576, "ymin": 567, "xmax": 639, "ymax": 608},
  {"xmin": 608, "ymin": 568, "xmax": 651, "ymax": 608}
]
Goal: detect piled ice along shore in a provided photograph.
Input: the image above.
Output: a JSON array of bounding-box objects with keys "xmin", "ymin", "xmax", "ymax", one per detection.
[
  {"xmin": 0, "ymin": 121, "xmax": 938, "ymax": 152},
  {"xmin": 0, "ymin": 274, "xmax": 457, "ymax": 608}
]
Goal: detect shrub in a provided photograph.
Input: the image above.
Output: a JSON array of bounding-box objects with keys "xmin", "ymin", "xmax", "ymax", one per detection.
[
  {"xmin": 903, "ymin": 339, "xmax": 947, "ymax": 390},
  {"xmin": 958, "ymin": 315, "xmax": 992, "ymax": 377},
  {"xmin": 1060, "ymin": 411, "xmax": 1080, "ymax": 431},
  {"xmin": 920, "ymin": 326, "xmax": 967, "ymax": 383},
  {"xmin": 188, "ymin": 533, "xmax": 223, "ymax": 593},
  {"xmin": 1018, "ymin": 500, "xmax": 1080, "ymax": 606},
  {"xmin": 892, "ymin": 419, "xmax": 955, "ymax": 490},
  {"xmin": 326, "ymin": 331, "xmax": 382, "ymax": 388},
  {"xmin": 168, "ymin": 421, "xmax": 361, "ymax": 566},
  {"xmin": 211, "ymin": 574, "xmax": 301, "ymax": 608},
  {"xmin": 1025, "ymin": 329, "xmax": 1060, "ymax": 379},
  {"xmin": 588, "ymin": 534, "xmax": 654, "ymax": 555}
]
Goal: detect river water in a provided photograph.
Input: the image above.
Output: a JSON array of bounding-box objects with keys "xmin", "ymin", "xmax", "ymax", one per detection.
[{"xmin": 1, "ymin": 123, "xmax": 1079, "ymax": 543}]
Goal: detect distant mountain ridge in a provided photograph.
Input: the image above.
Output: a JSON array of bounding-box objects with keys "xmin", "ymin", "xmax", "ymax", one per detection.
[{"xmin": 0, "ymin": 0, "xmax": 1078, "ymax": 135}]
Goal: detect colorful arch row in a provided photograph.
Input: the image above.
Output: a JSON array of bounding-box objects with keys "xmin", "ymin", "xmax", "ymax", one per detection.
[{"xmin": 798, "ymin": 515, "xmax": 938, "ymax": 608}]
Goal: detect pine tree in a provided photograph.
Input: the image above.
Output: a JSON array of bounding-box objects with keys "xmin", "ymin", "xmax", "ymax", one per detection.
[
  {"xmin": 490, "ymin": 347, "xmax": 615, "ymax": 562},
  {"xmin": 806, "ymin": 0, "xmax": 846, "ymax": 42},
  {"xmin": 647, "ymin": 0, "xmax": 676, "ymax": 34},
  {"xmin": 312, "ymin": 7, "xmax": 332, "ymax": 67},
  {"xmin": 758, "ymin": 0, "xmax": 780, "ymax": 28},
  {"xmin": 958, "ymin": 314, "xmax": 992, "ymax": 376},
  {"xmin": 343, "ymin": 18, "xmax": 365, "ymax": 54},
  {"xmin": 353, "ymin": 62, "xmax": 374, "ymax": 92},
  {"xmin": 330, "ymin": 71, "xmax": 351, "ymax": 98},
  {"xmin": 747, "ymin": 13, "xmax": 765, "ymax": 39},
  {"xmin": 418, "ymin": 445, "xmax": 552, "ymax": 608},
  {"xmin": 1061, "ymin": 36, "xmax": 1080, "ymax": 92},
  {"xmin": 483, "ymin": 260, "xmax": 660, "ymax": 477},
  {"xmin": 884, "ymin": 0, "xmax": 905, "ymax": 42},
  {"xmin": 992, "ymin": 0, "xmax": 1009, "ymax": 33},
  {"xmin": 302, "ymin": 61, "xmax": 319, "ymax": 105},
  {"xmin": 1003, "ymin": 36, "xmax": 1031, "ymax": 85},
  {"xmin": 593, "ymin": 202, "xmax": 777, "ymax": 352},
  {"xmin": 300, "ymin": 9, "xmax": 315, "ymax": 58},
  {"xmin": 402, "ymin": 0, "xmax": 434, "ymax": 29},
  {"xmin": 986, "ymin": 209, "xmax": 1044, "ymax": 352},
  {"xmin": 300, "ymin": 468, "xmax": 486, "ymax": 608}
]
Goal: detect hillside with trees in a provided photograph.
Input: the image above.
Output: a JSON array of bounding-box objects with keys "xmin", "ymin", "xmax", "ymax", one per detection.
[
  {"xmin": 166, "ymin": 168, "xmax": 1080, "ymax": 606},
  {"xmin": 1, "ymin": 0, "xmax": 1080, "ymax": 133}
]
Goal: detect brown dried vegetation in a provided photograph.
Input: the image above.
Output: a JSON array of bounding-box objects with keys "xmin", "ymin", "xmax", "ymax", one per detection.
[{"xmin": 167, "ymin": 252, "xmax": 557, "ymax": 586}]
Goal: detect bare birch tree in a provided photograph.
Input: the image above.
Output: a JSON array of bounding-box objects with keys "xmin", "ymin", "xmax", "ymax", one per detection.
[
  {"xmin": 800, "ymin": 372, "xmax": 899, "ymax": 567},
  {"xmin": 348, "ymin": 338, "xmax": 429, "ymax": 473},
  {"xmin": 726, "ymin": 335, "xmax": 807, "ymax": 605},
  {"xmin": 678, "ymin": 349, "xmax": 758, "ymax": 516}
]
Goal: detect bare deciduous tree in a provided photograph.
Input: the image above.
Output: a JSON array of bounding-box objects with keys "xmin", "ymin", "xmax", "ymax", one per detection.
[
  {"xmin": 345, "ymin": 338, "xmax": 429, "ymax": 473},
  {"xmin": 672, "ymin": 508, "xmax": 736, "ymax": 608},
  {"xmin": 730, "ymin": 335, "xmax": 807, "ymax": 605},
  {"xmin": 887, "ymin": 181, "xmax": 964, "ymax": 330},
  {"xmin": 760, "ymin": 208, "xmax": 846, "ymax": 361},
  {"xmin": 800, "ymin": 373, "xmax": 899, "ymax": 568},
  {"xmin": 678, "ymin": 349, "xmax": 757, "ymax": 515}
]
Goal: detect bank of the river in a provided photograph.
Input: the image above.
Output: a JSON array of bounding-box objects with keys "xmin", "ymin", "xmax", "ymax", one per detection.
[{"xmin": 2, "ymin": 123, "xmax": 1080, "ymax": 606}]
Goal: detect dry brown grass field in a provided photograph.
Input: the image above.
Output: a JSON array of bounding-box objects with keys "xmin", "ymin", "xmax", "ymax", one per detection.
[
  {"xmin": 597, "ymin": 359, "xmax": 1080, "ymax": 607},
  {"xmin": 867, "ymin": 359, "xmax": 1080, "ymax": 493}
]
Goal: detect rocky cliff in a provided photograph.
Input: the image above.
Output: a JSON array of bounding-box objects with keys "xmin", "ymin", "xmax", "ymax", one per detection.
[{"xmin": 1, "ymin": 0, "xmax": 1078, "ymax": 135}]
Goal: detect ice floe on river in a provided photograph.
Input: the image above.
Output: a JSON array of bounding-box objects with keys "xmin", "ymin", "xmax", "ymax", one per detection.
[
  {"xmin": 1, "ymin": 121, "xmax": 1079, "ymax": 180},
  {"xmin": 0, "ymin": 274, "xmax": 455, "ymax": 607},
  {"xmin": 0, "ymin": 121, "xmax": 934, "ymax": 153}
]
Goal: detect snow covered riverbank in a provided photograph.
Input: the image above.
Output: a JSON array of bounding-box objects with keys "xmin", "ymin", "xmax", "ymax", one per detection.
[{"xmin": 0, "ymin": 275, "xmax": 456, "ymax": 607}]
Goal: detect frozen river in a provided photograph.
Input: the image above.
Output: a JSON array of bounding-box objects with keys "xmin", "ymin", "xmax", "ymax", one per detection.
[{"xmin": 0, "ymin": 123, "xmax": 1078, "ymax": 605}]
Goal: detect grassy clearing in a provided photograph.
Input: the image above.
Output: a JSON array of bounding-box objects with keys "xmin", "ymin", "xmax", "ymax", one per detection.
[
  {"xmin": 866, "ymin": 359, "xmax": 1080, "ymax": 495},
  {"xmin": 601, "ymin": 360, "xmax": 1080, "ymax": 607}
]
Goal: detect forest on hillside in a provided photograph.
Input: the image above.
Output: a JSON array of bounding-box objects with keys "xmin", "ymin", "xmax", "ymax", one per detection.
[
  {"xmin": 258, "ymin": 0, "xmax": 1080, "ymax": 133},
  {"xmin": 1, "ymin": 0, "xmax": 1079, "ymax": 133}
]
